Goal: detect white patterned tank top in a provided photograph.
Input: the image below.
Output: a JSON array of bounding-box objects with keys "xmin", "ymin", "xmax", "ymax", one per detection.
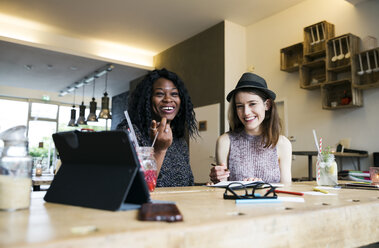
[{"xmin": 228, "ymin": 131, "xmax": 280, "ymax": 183}]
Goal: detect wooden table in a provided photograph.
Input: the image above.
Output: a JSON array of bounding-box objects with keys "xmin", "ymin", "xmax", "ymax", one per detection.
[
  {"xmin": 1, "ymin": 182, "xmax": 378, "ymax": 248},
  {"xmin": 32, "ymin": 174, "xmax": 54, "ymax": 191},
  {"xmin": 293, "ymin": 151, "xmax": 368, "ymax": 180}
]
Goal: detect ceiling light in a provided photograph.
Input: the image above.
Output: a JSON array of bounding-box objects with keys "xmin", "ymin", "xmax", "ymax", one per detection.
[
  {"xmin": 87, "ymin": 78, "xmax": 98, "ymax": 122},
  {"xmin": 67, "ymin": 90, "xmax": 78, "ymax": 127},
  {"xmin": 99, "ymin": 73, "xmax": 112, "ymax": 120},
  {"xmin": 84, "ymin": 76, "xmax": 95, "ymax": 84},
  {"xmin": 76, "ymin": 86, "xmax": 87, "ymax": 125},
  {"xmin": 75, "ymin": 81, "xmax": 84, "ymax": 88},
  {"xmin": 67, "ymin": 87, "xmax": 75, "ymax": 93},
  {"xmin": 59, "ymin": 91, "xmax": 68, "ymax": 96}
]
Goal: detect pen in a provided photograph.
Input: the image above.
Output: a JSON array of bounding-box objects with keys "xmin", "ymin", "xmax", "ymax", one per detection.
[
  {"xmin": 274, "ymin": 189, "xmax": 304, "ymax": 196},
  {"xmin": 313, "ymin": 187, "xmax": 329, "ymax": 194}
]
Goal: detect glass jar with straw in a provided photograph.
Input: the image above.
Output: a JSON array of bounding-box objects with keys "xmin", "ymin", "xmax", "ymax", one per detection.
[
  {"xmin": 313, "ymin": 130, "xmax": 338, "ymax": 186},
  {"xmin": 316, "ymin": 146, "xmax": 338, "ymax": 186}
]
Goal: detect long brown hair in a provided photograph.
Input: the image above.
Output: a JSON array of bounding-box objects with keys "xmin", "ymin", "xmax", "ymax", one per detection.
[{"xmin": 228, "ymin": 88, "xmax": 281, "ymax": 148}]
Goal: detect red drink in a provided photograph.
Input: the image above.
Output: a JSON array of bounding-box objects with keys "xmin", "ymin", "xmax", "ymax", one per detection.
[{"xmin": 144, "ymin": 170, "xmax": 157, "ymax": 192}]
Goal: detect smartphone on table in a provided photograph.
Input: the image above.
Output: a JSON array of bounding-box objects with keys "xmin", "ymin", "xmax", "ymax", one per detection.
[{"xmin": 138, "ymin": 203, "xmax": 183, "ymax": 222}]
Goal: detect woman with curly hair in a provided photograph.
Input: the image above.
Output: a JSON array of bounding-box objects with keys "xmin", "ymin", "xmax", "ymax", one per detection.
[
  {"xmin": 209, "ymin": 72, "xmax": 292, "ymax": 184},
  {"xmin": 117, "ymin": 68, "xmax": 198, "ymax": 187}
]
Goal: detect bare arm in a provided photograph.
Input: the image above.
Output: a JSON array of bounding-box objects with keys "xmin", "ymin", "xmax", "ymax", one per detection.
[
  {"xmin": 150, "ymin": 118, "xmax": 172, "ymax": 174},
  {"xmin": 277, "ymin": 135, "xmax": 292, "ymax": 184},
  {"xmin": 209, "ymin": 133, "xmax": 230, "ymax": 183},
  {"xmin": 216, "ymin": 133, "xmax": 230, "ymax": 165}
]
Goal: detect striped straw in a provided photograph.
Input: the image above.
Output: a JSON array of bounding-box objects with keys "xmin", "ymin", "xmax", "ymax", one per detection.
[
  {"xmin": 319, "ymin": 137, "xmax": 322, "ymax": 154},
  {"xmin": 317, "ymin": 137, "xmax": 322, "ymax": 183}
]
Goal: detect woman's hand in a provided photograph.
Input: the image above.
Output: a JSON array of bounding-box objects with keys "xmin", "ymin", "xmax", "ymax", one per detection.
[
  {"xmin": 149, "ymin": 117, "xmax": 173, "ymax": 174},
  {"xmin": 209, "ymin": 163, "xmax": 230, "ymax": 183},
  {"xmin": 149, "ymin": 117, "xmax": 172, "ymax": 152},
  {"xmin": 243, "ymin": 177, "xmax": 262, "ymax": 182}
]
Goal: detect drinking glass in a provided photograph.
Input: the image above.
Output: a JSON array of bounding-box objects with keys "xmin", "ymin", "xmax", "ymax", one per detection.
[
  {"xmin": 369, "ymin": 167, "xmax": 379, "ymax": 185},
  {"xmin": 316, "ymin": 154, "xmax": 338, "ymax": 186},
  {"xmin": 0, "ymin": 126, "xmax": 33, "ymax": 211},
  {"xmin": 136, "ymin": 147, "xmax": 157, "ymax": 192}
]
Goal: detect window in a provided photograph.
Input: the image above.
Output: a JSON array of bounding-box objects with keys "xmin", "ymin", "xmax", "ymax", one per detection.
[
  {"xmin": 28, "ymin": 120, "xmax": 57, "ymax": 173},
  {"xmin": 0, "ymin": 99, "xmax": 28, "ymax": 133},
  {"xmin": 28, "ymin": 102, "xmax": 59, "ymax": 174},
  {"xmin": 0, "ymin": 99, "xmax": 28, "ymax": 156},
  {"xmin": 31, "ymin": 103, "xmax": 58, "ymax": 119},
  {"xmin": 0, "ymin": 97, "xmax": 110, "ymax": 175}
]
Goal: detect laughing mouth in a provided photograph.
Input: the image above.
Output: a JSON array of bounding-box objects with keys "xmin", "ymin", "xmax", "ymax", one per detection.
[
  {"xmin": 244, "ymin": 116, "xmax": 256, "ymax": 122},
  {"xmin": 161, "ymin": 106, "xmax": 175, "ymax": 113}
]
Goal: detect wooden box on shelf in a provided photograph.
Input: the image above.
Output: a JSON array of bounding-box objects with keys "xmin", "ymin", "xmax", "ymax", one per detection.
[
  {"xmin": 303, "ymin": 21, "xmax": 335, "ymax": 62},
  {"xmin": 321, "ymin": 79, "xmax": 362, "ymax": 110},
  {"xmin": 326, "ymin": 34, "xmax": 360, "ymax": 71},
  {"xmin": 352, "ymin": 47, "xmax": 379, "ymax": 89},
  {"xmin": 299, "ymin": 59, "xmax": 325, "ymax": 89},
  {"xmin": 280, "ymin": 42, "xmax": 303, "ymax": 72},
  {"xmin": 326, "ymin": 34, "xmax": 360, "ymax": 86}
]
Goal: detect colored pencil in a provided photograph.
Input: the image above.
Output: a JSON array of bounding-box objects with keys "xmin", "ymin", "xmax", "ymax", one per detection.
[
  {"xmin": 312, "ymin": 187, "xmax": 329, "ymax": 194},
  {"xmin": 274, "ymin": 189, "xmax": 304, "ymax": 196}
]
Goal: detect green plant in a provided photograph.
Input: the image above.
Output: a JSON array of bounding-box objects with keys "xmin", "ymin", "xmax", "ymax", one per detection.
[
  {"xmin": 321, "ymin": 146, "xmax": 333, "ymax": 162},
  {"xmin": 29, "ymin": 147, "xmax": 54, "ymax": 164}
]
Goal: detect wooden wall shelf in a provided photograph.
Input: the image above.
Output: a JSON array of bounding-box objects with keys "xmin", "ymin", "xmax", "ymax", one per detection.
[
  {"xmin": 280, "ymin": 42, "xmax": 303, "ymax": 72},
  {"xmin": 299, "ymin": 60, "xmax": 325, "ymax": 90},
  {"xmin": 352, "ymin": 48, "xmax": 379, "ymax": 89},
  {"xmin": 323, "ymin": 78, "xmax": 351, "ymax": 86},
  {"xmin": 327, "ymin": 65, "xmax": 351, "ymax": 73},
  {"xmin": 321, "ymin": 80, "xmax": 362, "ymax": 110},
  {"xmin": 280, "ymin": 21, "xmax": 378, "ymax": 110},
  {"xmin": 303, "ymin": 59, "xmax": 324, "ymax": 68},
  {"xmin": 303, "ymin": 21, "xmax": 335, "ymax": 62}
]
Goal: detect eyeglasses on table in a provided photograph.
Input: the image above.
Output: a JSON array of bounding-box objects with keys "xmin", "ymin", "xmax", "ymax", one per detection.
[{"xmin": 223, "ymin": 182, "xmax": 278, "ymax": 200}]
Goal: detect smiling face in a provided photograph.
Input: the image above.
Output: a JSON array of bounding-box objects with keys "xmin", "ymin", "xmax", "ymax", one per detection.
[
  {"xmin": 151, "ymin": 78, "xmax": 181, "ymax": 122},
  {"xmin": 234, "ymin": 91, "xmax": 270, "ymax": 135}
]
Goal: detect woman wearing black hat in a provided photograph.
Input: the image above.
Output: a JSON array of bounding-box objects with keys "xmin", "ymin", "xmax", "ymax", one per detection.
[{"xmin": 209, "ymin": 72, "xmax": 292, "ymax": 184}]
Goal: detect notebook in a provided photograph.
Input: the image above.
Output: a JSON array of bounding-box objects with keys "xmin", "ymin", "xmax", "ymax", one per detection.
[{"xmin": 44, "ymin": 130, "xmax": 151, "ymax": 211}]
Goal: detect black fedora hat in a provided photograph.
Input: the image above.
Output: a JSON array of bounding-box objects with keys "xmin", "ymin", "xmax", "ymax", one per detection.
[{"xmin": 226, "ymin": 73, "xmax": 276, "ymax": 102}]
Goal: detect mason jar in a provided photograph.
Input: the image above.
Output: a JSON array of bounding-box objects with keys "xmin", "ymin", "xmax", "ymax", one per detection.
[
  {"xmin": 0, "ymin": 139, "xmax": 33, "ymax": 211},
  {"xmin": 316, "ymin": 154, "xmax": 338, "ymax": 186}
]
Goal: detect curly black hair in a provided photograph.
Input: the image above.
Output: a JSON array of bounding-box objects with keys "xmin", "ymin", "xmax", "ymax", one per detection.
[{"xmin": 127, "ymin": 68, "xmax": 198, "ymax": 139}]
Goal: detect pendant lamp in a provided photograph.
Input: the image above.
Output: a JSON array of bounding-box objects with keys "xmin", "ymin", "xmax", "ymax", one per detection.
[
  {"xmin": 99, "ymin": 73, "xmax": 112, "ymax": 119},
  {"xmin": 87, "ymin": 78, "xmax": 98, "ymax": 122},
  {"xmin": 67, "ymin": 90, "xmax": 78, "ymax": 127},
  {"xmin": 76, "ymin": 85, "xmax": 87, "ymax": 125}
]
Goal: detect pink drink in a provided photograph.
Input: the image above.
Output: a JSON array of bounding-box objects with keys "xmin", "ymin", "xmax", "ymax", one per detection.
[{"xmin": 144, "ymin": 170, "xmax": 157, "ymax": 192}]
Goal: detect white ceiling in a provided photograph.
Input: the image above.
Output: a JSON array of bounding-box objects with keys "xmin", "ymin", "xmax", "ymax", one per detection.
[{"xmin": 0, "ymin": 0, "xmax": 306, "ymax": 98}]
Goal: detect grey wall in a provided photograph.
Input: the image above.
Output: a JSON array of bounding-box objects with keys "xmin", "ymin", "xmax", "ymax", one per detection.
[
  {"xmin": 111, "ymin": 91, "xmax": 129, "ymax": 130},
  {"xmin": 154, "ymin": 22, "xmax": 225, "ymax": 134},
  {"xmin": 111, "ymin": 75, "xmax": 146, "ymax": 130}
]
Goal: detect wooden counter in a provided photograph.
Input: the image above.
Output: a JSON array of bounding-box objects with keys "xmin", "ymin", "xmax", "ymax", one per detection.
[{"xmin": 1, "ymin": 182, "xmax": 378, "ymax": 248}]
